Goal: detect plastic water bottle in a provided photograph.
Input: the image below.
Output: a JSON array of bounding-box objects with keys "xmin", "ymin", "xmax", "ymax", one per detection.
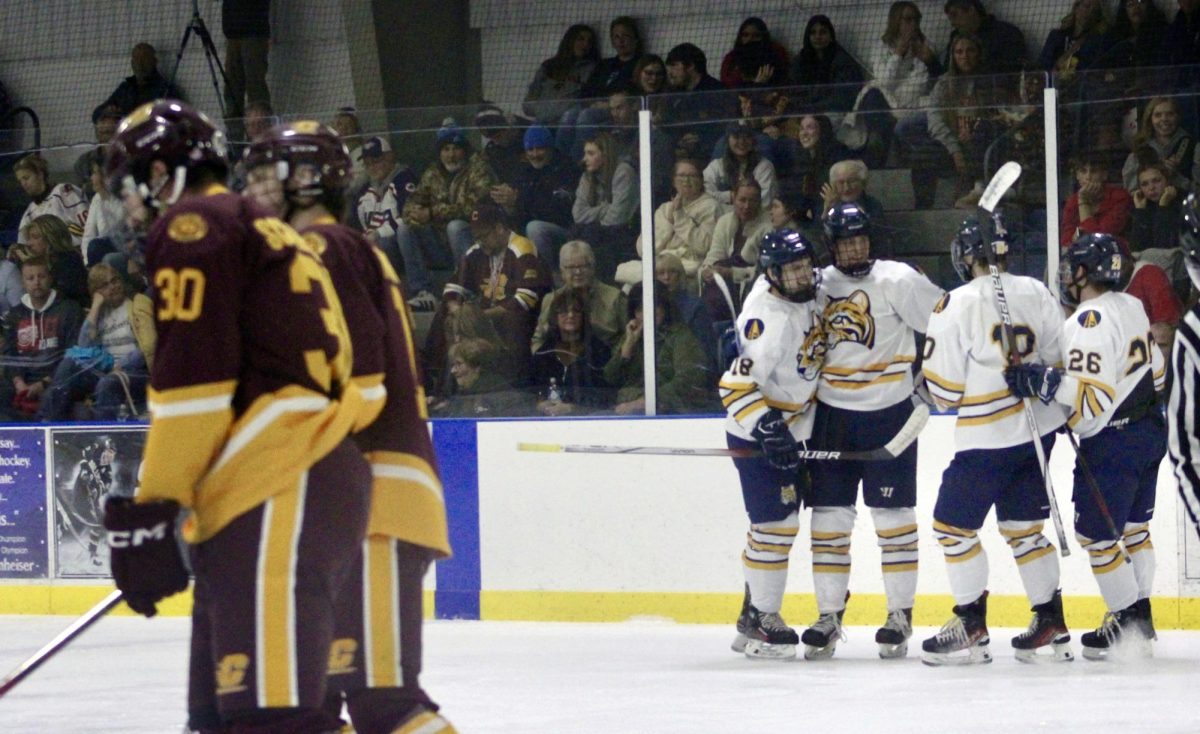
[{"xmin": 547, "ymin": 377, "xmax": 562, "ymax": 403}]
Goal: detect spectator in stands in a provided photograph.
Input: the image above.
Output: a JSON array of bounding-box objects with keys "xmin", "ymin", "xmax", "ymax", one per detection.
[
  {"xmin": 331, "ymin": 107, "xmax": 367, "ymax": 193},
  {"xmin": 604, "ymin": 285, "xmax": 715, "ymax": 415},
  {"xmin": 355, "ymin": 135, "xmax": 418, "ymax": 272},
  {"xmin": 1119, "ymin": 250, "xmax": 1182, "ymax": 350},
  {"xmin": 789, "ymin": 15, "xmax": 865, "ymax": 115},
  {"xmin": 1102, "ymin": 0, "xmax": 1170, "ymax": 69},
  {"xmin": 1038, "ymin": 0, "xmax": 1113, "ymax": 76},
  {"xmin": 431, "ymin": 338, "xmax": 530, "ymax": 417},
  {"xmin": 856, "ymin": 2, "xmax": 944, "ymax": 168},
  {"xmin": 702, "ymin": 179, "xmax": 773, "ymax": 321},
  {"xmin": 704, "ymin": 122, "xmax": 779, "ymax": 208},
  {"xmin": 243, "ymin": 100, "xmax": 276, "ymax": 143},
  {"xmin": 657, "ymin": 251, "xmax": 717, "ymax": 364},
  {"xmin": 896, "ymin": 34, "xmax": 1007, "ymax": 209},
  {"xmin": 73, "ymin": 107, "xmax": 121, "ymax": 199},
  {"xmin": 39, "ymin": 262, "xmax": 154, "ymax": 421},
  {"xmin": 941, "ymin": 0, "xmax": 1028, "ymax": 74},
  {"xmin": 399, "ymin": 123, "xmax": 497, "ymax": 308},
  {"xmin": 571, "ymin": 132, "xmax": 639, "ymax": 281},
  {"xmin": 1121, "ymin": 97, "xmax": 1197, "ymax": 193},
  {"xmin": 769, "ymin": 192, "xmax": 805, "ymax": 233},
  {"xmin": 606, "ymin": 85, "xmax": 674, "ymax": 206},
  {"xmin": 222, "ymin": 0, "xmax": 272, "ymax": 129},
  {"xmin": 492, "ymin": 125, "xmax": 576, "ymax": 267},
  {"xmin": 530, "ymin": 286, "xmax": 615, "ymax": 416},
  {"xmin": 0, "ymin": 257, "xmax": 82, "ymax": 419},
  {"xmin": 617, "ymin": 159, "xmax": 720, "ymax": 288},
  {"xmin": 524, "ymin": 24, "xmax": 600, "ymax": 126},
  {"xmin": 1165, "ymin": 0, "xmax": 1200, "ymax": 65},
  {"xmin": 11, "ymin": 215, "xmax": 88, "ymax": 307},
  {"xmin": 531, "ymin": 240, "xmax": 627, "ymax": 352},
  {"xmin": 663, "ymin": 43, "xmax": 729, "ymax": 161},
  {"xmin": 81, "ymin": 154, "xmax": 130, "ymax": 267},
  {"xmin": 634, "ymin": 54, "xmax": 668, "ymax": 97},
  {"xmin": 1060, "ymin": 151, "xmax": 1134, "ymax": 248},
  {"xmin": 820, "ymin": 160, "xmax": 885, "ymax": 228},
  {"xmin": 557, "ymin": 17, "xmax": 644, "ymax": 159},
  {"xmin": 476, "ymin": 104, "xmax": 526, "ymax": 185},
  {"xmin": 720, "ymin": 17, "xmax": 791, "ymax": 89},
  {"xmin": 1130, "ymin": 160, "xmax": 1188, "ymax": 294},
  {"xmin": 783, "ymin": 114, "xmax": 845, "ymax": 222},
  {"xmin": 14, "ymin": 154, "xmax": 88, "ymax": 249},
  {"xmin": 92, "ymin": 43, "xmax": 181, "ymax": 121}
]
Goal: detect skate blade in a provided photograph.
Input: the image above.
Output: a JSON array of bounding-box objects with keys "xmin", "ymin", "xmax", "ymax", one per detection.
[
  {"xmin": 920, "ymin": 646, "xmax": 992, "ymax": 666},
  {"xmin": 1014, "ymin": 640, "xmax": 1073, "ymax": 664},
  {"xmin": 744, "ymin": 639, "xmax": 797, "ymax": 660},
  {"xmin": 878, "ymin": 641, "xmax": 908, "ymax": 659},
  {"xmin": 803, "ymin": 643, "xmax": 838, "ymax": 661},
  {"xmin": 1083, "ymin": 638, "xmax": 1153, "ymax": 662},
  {"xmin": 731, "ymin": 633, "xmax": 749, "ymax": 653}
]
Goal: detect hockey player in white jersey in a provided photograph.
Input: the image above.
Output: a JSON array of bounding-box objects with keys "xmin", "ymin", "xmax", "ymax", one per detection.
[
  {"xmin": 720, "ymin": 229, "xmax": 825, "ymax": 660},
  {"xmin": 803, "ymin": 202, "xmax": 944, "ymax": 659},
  {"xmin": 1007, "ymin": 232, "xmax": 1166, "ymax": 660},
  {"xmin": 1170, "ymin": 194, "xmax": 1200, "ymax": 541},
  {"xmin": 920, "ymin": 215, "xmax": 1070, "ymax": 666}
]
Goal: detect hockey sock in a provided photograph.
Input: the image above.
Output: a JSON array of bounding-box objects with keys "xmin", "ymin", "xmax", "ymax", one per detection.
[
  {"xmin": 742, "ymin": 513, "xmax": 799, "ymax": 614},
  {"xmin": 999, "ymin": 520, "xmax": 1059, "ymax": 606},
  {"xmin": 1123, "ymin": 522, "xmax": 1155, "ymax": 600},
  {"xmin": 1078, "ymin": 533, "xmax": 1139, "ymax": 612},
  {"xmin": 933, "ymin": 520, "xmax": 988, "ymax": 606},
  {"xmin": 811, "ymin": 506, "xmax": 855, "ymax": 614},
  {"xmin": 871, "ymin": 507, "xmax": 918, "ymax": 611}
]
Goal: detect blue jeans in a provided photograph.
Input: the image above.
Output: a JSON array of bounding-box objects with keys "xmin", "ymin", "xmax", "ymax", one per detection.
[
  {"xmin": 39, "ymin": 358, "xmax": 148, "ymax": 421},
  {"xmin": 524, "ymin": 220, "xmax": 569, "ymax": 268},
  {"xmin": 391, "ymin": 221, "xmax": 463, "ymax": 295}
]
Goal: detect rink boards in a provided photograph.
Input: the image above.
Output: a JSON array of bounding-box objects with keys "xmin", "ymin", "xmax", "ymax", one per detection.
[{"xmin": 4, "ymin": 416, "xmax": 1200, "ymax": 629}]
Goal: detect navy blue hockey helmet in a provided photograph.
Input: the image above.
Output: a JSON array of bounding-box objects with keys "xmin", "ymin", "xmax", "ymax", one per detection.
[
  {"xmin": 758, "ymin": 228, "xmax": 820, "ymax": 302},
  {"xmin": 1060, "ymin": 232, "xmax": 1124, "ymax": 304},
  {"xmin": 822, "ymin": 202, "xmax": 872, "ymax": 276},
  {"xmin": 951, "ymin": 212, "xmax": 1011, "ymax": 282}
]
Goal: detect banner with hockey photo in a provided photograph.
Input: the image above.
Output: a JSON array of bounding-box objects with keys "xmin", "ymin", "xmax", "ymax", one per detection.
[
  {"xmin": 0, "ymin": 428, "xmax": 49, "ymax": 579},
  {"xmin": 51, "ymin": 427, "xmax": 146, "ymax": 578}
]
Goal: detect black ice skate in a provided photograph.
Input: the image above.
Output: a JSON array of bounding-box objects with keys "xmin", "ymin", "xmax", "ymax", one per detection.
[
  {"xmin": 1080, "ymin": 602, "xmax": 1154, "ymax": 661},
  {"xmin": 731, "ymin": 584, "xmax": 752, "ymax": 653},
  {"xmin": 921, "ymin": 591, "xmax": 992, "ymax": 666},
  {"xmin": 801, "ymin": 608, "xmax": 847, "ymax": 660},
  {"xmin": 742, "ymin": 605, "xmax": 799, "ymax": 660},
  {"xmin": 1011, "ymin": 590, "xmax": 1072, "ymax": 663},
  {"xmin": 875, "ymin": 608, "xmax": 913, "ymax": 659}
]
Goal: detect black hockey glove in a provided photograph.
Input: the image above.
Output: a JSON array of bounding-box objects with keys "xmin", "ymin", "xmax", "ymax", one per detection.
[
  {"xmin": 103, "ymin": 497, "xmax": 190, "ymax": 617},
  {"xmin": 752, "ymin": 409, "xmax": 800, "ymax": 471},
  {"xmin": 1004, "ymin": 363, "xmax": 1061, "ymax": 406}
]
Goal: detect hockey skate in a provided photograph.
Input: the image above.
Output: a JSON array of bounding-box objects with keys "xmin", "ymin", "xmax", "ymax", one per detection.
[
  {"xmin": 1080, "ymin": 603, "xmax": 1154, "ymax": 661},
  {"xmin": 801, "ymin": 608, "xmax": 847, "ymax": 660},
  {"xmin": 1011, "ymin": 591, "xmax": 1072, "ymax": 663},
  {"xmin": 741, "ymin": 605, "xmax": 799, "ymax": 659},
  {"xmin": 875, "ymin": 608, "xmax": 913, "ymax": 659},
  {"xmin": 731, "ymin": 584, "xmax": 752, "ymax": 653},
  {"xmin": 921, "ymin": 591, "xmax": 992, "ymax": 666}
]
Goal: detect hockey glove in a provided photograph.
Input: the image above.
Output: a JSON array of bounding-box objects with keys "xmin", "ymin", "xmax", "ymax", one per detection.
[
  {"xmin": 752, "ymin": 409, "xmax": 800, "ymax": 471},
  {"xmin": 1004, "ymin": 363, "xmax": 1061, "ymax": 406},
  {"xmin": 103, "ymin": 497, "xmax": 190, "ymax": 617}
]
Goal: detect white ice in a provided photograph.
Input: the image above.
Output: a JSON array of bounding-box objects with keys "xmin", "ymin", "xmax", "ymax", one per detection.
[{"xmin": 1, "ymin": 616, "xmax": 1199, "ymax": 733}]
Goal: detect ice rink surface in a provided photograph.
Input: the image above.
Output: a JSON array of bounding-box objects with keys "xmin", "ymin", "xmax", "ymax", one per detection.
[{"xmin": 1, "ymin": 615, "xmax": 1198, "ymax": 733}]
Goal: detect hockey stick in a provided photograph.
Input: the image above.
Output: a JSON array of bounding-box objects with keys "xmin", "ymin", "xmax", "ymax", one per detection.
[
  {"xmin": 520, "ymin": 402, "xmax": 929, "ymax": 461},
  {"xmin": 1064, "ymin": 429, "xmax": 1132, "ymax": 563},
  {"xmin": 978, "ymin": 161, "xmax": 1070, "ymax": 557},
  {"xmin": 0, "ymin": 589, "xmax": 123, "ymax": 699}
]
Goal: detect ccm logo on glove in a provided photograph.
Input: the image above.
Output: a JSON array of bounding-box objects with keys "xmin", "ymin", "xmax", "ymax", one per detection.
[{"xmin": 107, "ymin": 522, "xmax": 172, "ymax": 548}]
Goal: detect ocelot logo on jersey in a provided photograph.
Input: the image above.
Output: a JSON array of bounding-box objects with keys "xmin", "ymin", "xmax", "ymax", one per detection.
[
  {"xmin": 327, "ymin": 638, "xmax": 359, "ymax": 675},
  {"xmin": 796, "ymin": 322, "xmax": 826, "ymax": 380},
  {"xmin": 824, "ymin": 290, "xmax": 876, "ymax": 349},
  {"xmin": 215, "ymin": 653, "xmax": 250, "ymax": 695},
  {"xmin": 780, "ymin": 483, "xmax": 797, "ymax": 505}
]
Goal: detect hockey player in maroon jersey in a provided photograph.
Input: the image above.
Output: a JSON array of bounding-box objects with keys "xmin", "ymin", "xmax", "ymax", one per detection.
[
  {"xmin": 102, "ymin": 100, "xmax": 376, "ymax": 734},
  {"xmin": 245, "ymin": 122, "xmax": 455, "ymax": 734}
]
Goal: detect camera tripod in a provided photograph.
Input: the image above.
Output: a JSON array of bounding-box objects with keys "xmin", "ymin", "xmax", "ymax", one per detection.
[{"xmin": 169, "ymin": 0, "xmax": 230, "ymax": 119}]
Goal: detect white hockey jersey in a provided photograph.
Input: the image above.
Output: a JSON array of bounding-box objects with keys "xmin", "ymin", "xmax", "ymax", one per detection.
[
  {"xmin": 18, "ymin": 183, "xmax": 89, "ymax": 249},
  {"xmin": 923, "ymin": 272, "xmax": 1067, "ymax": 451},
  {"xmin": 1168, "ymin": 304, "xmax": 1200, "ymax": 531},
  {"xmin": 1054, "ymin": 291, "xmax": 1166, "ymax": 439},
  {"xmin": 720, "ymin": 276, "xmax": 825, "ymax": 442},
  {"xmin": 817, "ymin": 259, "xmax": 944, "ymax": 411}
]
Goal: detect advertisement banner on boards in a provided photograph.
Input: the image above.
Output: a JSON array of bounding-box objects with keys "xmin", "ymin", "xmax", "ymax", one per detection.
[
  {"xmin": 0, "ymin": 428, "xmax": 49, "ymax": 579},
  {"xmin": 51, "ymin": 427, "xmax": 146, "ymax": 578}
]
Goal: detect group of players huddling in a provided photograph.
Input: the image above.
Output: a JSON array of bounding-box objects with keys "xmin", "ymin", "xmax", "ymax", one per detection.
[{"xmin": 720, "ymin": 188, "xmax": 1200, "ymax": 666}]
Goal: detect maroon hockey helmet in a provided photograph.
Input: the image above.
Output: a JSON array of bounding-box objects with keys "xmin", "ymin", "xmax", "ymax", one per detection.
[
  {"xmin": 245, "ymin": 120, "xmax": 353, "ymax": 199},
  {"xmin": 104, "ymin": 99, "xmax": 228, "ymax": 207}
]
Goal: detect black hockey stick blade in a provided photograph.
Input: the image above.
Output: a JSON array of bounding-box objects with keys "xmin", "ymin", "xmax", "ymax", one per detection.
[
  {"xmin": 519, "ymin": 403, "xmax": 930, "ymax": 462},
  {"xmin": 0, "ymin": 589, "xmax": 124, "ymax": 699}
]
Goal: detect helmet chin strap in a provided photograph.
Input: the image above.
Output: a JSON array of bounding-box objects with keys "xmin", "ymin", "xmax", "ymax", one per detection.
[{"xmin": 139, "ymin": 166, "xmax": 189, "ymax": 211}]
